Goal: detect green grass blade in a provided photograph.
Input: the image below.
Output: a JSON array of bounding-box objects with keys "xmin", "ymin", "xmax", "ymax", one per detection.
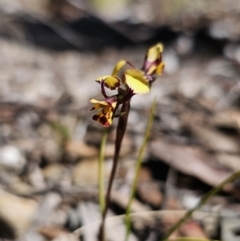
[
  {"xmin": 98, "ymin": 129, "xmax": 108, "ymax": 214},
  {"xmin": 166, "ymin": 238, "xmax": 220, "ymax": 241},
  {"xmin": 162, "ymin": 170, "xmax": 240, "ymax": 240},
  {"xmin": 49, "ymin": 121, "xmax": 70, "ymax": 146},
  {"xmin": 125, "ymin": 98, "xmax": 157, "ymax": 241}
]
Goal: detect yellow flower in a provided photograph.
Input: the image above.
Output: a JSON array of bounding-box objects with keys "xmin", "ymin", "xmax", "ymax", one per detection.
[
  {"xmin": 142, "ymin": 43, "xmax": 165, "ymax": 75},
  {"xmin": 96, "ymin": 61, "xmax": 151, "ymax": 95},
  {"xmin": 90, "ymin": 98, "xmax": 117, "ymax": 127},
  {"xmin": 90, "ymin": 43, "xmax": 165, "ymax": 127}
]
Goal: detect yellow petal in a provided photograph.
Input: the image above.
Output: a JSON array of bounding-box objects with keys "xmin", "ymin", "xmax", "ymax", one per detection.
[
  {"xmin": 156, "ymin": 62, "xmax": 165, "ymax": 75},
  {"xmin": 95, "ymin": 76, "xmax": 109, "ymax": 83},
  {"xmin": 142, "ymin": 43, "xmax": 164, "ymax": 75},
  {"xmin": 111, "ymin": 60, "xmax": 127, "ymax": 76},
  {"xmin": 90, "ymin": 99, "xmax": 108, "ymax": 104},
  {"xmin": 146, "ymin": 65, "xmax": 157, "ymax": 76},
  {"xmin": 95, "ymin": 76, "xmax": 120, "ymax": 90},
  {"xmin": 104, "ymin": 76, "xmax": 121, "ymax": 90},
  {"xmin": 146, "ymin": 43, "xmax": 163, "ymax": 62},
  {"xmin": 124, "ymin": 69, "xmax": 150, "ymax": 94},
  {"xmin": 90, "ymin": 99, "xmax": 108, "ymax": 110}
]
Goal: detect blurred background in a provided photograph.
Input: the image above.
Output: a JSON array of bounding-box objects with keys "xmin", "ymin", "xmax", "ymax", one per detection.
[{"xmin": 1, "ymin": 0, "xmax": 240, "ymax": 240}]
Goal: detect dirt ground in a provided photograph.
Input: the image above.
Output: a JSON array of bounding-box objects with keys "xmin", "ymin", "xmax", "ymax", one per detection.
[{"xmin": 1, "ymin": 1, "xmax": 240, "ymax": 241}]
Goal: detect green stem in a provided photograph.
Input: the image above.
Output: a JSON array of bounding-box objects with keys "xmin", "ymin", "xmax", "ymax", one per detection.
[
  {"xmin": 125, "ymin": 98, "xmax": 157, "ymax": 241},
  {"xmin": 98, "ymin": 129, "xmax": 108, "ymax": 214},
  {"xmin": 166, "ymin": 238, "xmax": 219, "ymax": 241},
  {"xmin": 162, "ymin": 170, "xmax": 240, "ymax": 241}
]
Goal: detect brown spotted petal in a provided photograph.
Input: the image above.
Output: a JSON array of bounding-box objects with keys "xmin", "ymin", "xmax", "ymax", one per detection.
[{"xmin": 90, "ymin": 98, "xmax": 117, "ymax": 127}]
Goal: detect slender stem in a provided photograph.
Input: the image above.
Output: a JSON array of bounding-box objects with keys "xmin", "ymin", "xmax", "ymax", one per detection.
[
  {"xmin": 125, "ymin": 98, "xmax": 157, "ymax": 241},
  {"xmin": 99, "ymin": 100, "xmax": 131, "ymax": 241},
  {"xmin": 98, "ymin": 129, "xmax": 108, "ymax": 214},
  {"xmin": 119, "ymin": 89, "xmax": 134, "ymax": 105}
]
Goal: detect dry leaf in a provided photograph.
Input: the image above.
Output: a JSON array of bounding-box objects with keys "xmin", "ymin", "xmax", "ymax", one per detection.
[
  {"xmin": 210, "ymin": 109, "xmax": 240, "ymax": 129},
  {"xmin": 150, "ymin": 140, "xmax": 234, "ymax": 191},
  {"xmin": 215, "ymin": 153, "xmax": 240, "ymax": 172},
  {"xmin": 189, "ymin": 125, "xmax": 239, "ymax": 153}
]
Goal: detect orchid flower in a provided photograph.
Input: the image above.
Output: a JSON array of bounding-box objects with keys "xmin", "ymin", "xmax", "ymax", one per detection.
[{"xmin": 90, "ymin": 43, "xmax": 165, "ymax": 127}]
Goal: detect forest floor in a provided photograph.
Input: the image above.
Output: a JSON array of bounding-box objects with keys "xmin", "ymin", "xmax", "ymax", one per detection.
[{"xmin": 1, "ymin": 1, "xmax": 240, "ymax": 241}]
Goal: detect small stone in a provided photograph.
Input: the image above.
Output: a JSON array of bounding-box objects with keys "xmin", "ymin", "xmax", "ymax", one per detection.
[
  {"xmin": 65, "ymin": 141, "xmax": 98, "ymax": 158},
  {"xmin": 28, "ymin": 166, "xmax": 46, "ymax": 191},
  {"xmin": 0, "ymin": 145, "xmax": 26, "ymax": 172},
  {"xmin": 9, "ymin": 179, "xmax": 34, "ymax": 196},
  {"xmin": 43, "ymin": 163, "xmax": 67, "ymax": 184},
  {"xmin": 182, "ymin": 192, "xmax": 201, "ymax": 209},
  {"xmin": 72, "ymin": 158, "xmax": 110, "ymax": 186},
  {"xmin": 38, "ymin": 226, "xmax": 69, "ymax": 240},
  {"xmin": 0, "ymin": 190, "xmax": 38, "ymax": 238}
]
